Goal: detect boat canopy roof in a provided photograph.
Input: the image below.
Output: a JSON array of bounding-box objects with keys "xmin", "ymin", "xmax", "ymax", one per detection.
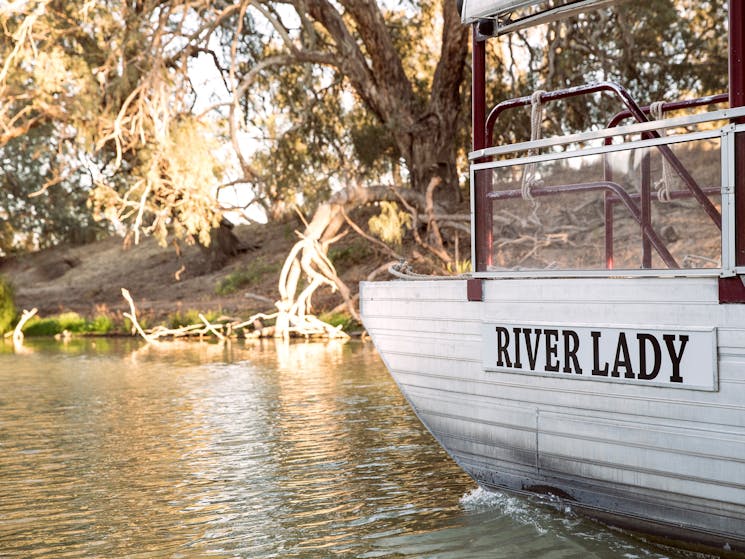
[{"xmin": 461, "ymin": 0, "xmax": 623, "ymax": 30}]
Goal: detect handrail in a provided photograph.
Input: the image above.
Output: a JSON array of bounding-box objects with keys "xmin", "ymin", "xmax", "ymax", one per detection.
[
  {"xmin": 477, "ymin": 83, "xmax": 730, "ymax": 272},
  {"xmin": 471, "ymin": 106, "xmax": 745, "ymax": 159},
  {"xmin": 605, "ymin": 93, "xmax": 729, "ymax": 230},
  {"xmin": 485, "ymin": 81, "xmax": 647, "ymax": 147},
  {"xmin": 493, "ymin": 0, "xmax": 621, "ymax": 35},
  {"xmin": 484, "ymin": 82, "xmax": 722, "ymax": 228},
  {"xmin": 606, "ymin": 93, "xmax": 729, "ymax": 129},
  {"xmin": 486, "ymin": 181, "xmax": 679, "ymax": 268}
]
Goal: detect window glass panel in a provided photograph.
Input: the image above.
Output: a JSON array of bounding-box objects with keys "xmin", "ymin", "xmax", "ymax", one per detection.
[{"xmin": 477, "ymin": 137, "xmax": 721, "ymax": 271}]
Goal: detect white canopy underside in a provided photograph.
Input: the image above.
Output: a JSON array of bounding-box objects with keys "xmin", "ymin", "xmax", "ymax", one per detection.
[{"xmin": 461, "ymin": 0, "xmax": 622, "ymax": 29}]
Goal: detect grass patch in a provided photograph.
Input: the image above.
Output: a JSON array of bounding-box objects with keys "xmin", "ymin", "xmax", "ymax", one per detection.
[
  {"xmin": 0, "ymin": 276, "xmax": 15, "ymax": 334},
  {"xmin": 22, "ymin": 312, "xmax": 116, "ymax": 337},
  {"xmin": 23, "ymin": 312, "xmax": 85, "ymax": 336},
  {"xmin": 216, "ymin": 259, "xmax": 280, "ymax": 295},
  {"xmin": 319, "ymin": 311, "xmax": 361, "ymax": 332},
  {"xmin": 167, "ymin": 309, "xmax": 223, "ymax": 328},
  {"xmin": 327, "ymin": 240, "xmax": 375, "ymax": 269},
  {"xmin": 88, "ymin": 315, "xmax": 114, "ymax": 334}
]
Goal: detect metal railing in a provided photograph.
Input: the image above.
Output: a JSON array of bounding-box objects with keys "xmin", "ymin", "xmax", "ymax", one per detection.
[
  {"xmin": 471, "ymin": 83, "xmax": 740, "ymax": 274},
  {"xmin": 603, "ymin": 94, "xmax": 729, "ymax": 268}
]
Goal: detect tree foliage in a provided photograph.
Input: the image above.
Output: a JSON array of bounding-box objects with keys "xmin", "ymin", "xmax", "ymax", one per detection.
[
  {"xmin": 0, "ymin": 0, "xmax": 731, "ymax": 266},
  {"xmin": 0, "ymin": 124, "xmax": 107, "ymax": 252},
  {"xmin": 1, "ymin": 0, "xmax": 229, "ymax": 251}
]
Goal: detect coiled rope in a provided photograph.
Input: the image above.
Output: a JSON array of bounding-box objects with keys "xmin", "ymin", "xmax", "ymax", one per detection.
[
  {"xmin": 521, "ymin": 90, "xmax": 546, "ymax": 201},
  {"xmin": 387, "ymin": 260, "xmax": 470, "ymax": 280}
]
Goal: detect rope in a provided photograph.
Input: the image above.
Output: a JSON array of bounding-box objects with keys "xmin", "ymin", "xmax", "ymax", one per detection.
[
  {"xmin": 387, "ymin": 260, "xmax": 470, "ymax": 281},
  {"xmin": 521, "ymin": 90, "xmax": 546, "ymax": 201},
  {"xmin": 650, "ymin": 101, "xmax": 675, "ymax": 202}
]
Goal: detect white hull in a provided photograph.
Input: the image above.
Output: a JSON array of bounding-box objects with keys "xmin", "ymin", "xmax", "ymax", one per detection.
[{"xmin": 360, "ymin": 277, "xmax": 745, "ymax": 552}]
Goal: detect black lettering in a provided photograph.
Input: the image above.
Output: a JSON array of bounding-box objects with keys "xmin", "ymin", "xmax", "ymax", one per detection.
[
  {"xmin": 562, "ymin": 330, "xmax": 582, "ymax": 374},
  {"xmin": 591, "ymin": 331, "xmax": 609, "ymax": 376},
  {"xmin": 664, "ymin": 334, "xmax": 689, "ymax": 383},
  {"xmin": 496, "ymin": 327, "xmax": 512, "ymax": 367},
  {"xmin": 545, "ymin": 329, "xmax": 560, "ymax": 372},
  {"xmin": 636, "ymin": 333, "xmax": 661, "ymax": 380},
  {"xmin": 512, "ymin": 327, "xmax": 523, "ymax": 368},
  {"xmin": 524, "ymin": 328, "xmax": 542, "ymax": 370},
  {"xmin": 612, "ymin": 332, "xmax": 635, "ymax": 378}
]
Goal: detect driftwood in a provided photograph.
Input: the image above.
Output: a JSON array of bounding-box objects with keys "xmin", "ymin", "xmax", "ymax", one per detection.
[
  {"xmin": 275, "ymin": 231, "xmax": 353, "ymax": 340},
  {"xmin": 199, "ymin": 313, "xmax": 226, "ymax": 341},
  {"xmin": 11, "ymin": 308, "xmax": 37, "ymax": 350},
  {"xmin": 121, "ymin": 288, "xmax": 156, "ymax": 343},
  {"xmin": 118, "ymin": 290, "xmax": 346, "ymax": 343}
]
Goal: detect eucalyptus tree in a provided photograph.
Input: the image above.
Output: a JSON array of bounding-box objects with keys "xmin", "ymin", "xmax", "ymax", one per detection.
[
  {"xmin": 1, "ymin": 0, "xmax": 232, "ymax": 252},
  {"xmin": 1, "ymin": 1, "xmax": 470, "ymax": 253},
  {"xmin": 224, "ymin": 1, "xmax": 472, "ymax": 327},
  {"xmin": 0, "ymin": 125, "xmax": 107, "ymax": 254},
  {"xmin": 0, "ymin": 0, "xmax": 729, "ymax": 272}
]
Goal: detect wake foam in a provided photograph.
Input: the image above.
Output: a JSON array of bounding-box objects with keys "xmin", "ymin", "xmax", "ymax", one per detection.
[{"xmin": 459, "ymin": 486, "xmax": 551, "ymax": 535}]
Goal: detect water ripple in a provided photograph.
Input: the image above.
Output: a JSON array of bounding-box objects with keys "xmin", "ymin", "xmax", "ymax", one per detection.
[{"xmin": 0, "ymin": 339, "xmax": 698, "ymax": 558}]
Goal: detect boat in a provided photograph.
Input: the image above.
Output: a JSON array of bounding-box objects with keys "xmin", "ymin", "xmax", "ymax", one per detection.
[{"xmin": 360, "ymin": 0, "xmax": 745, "ymax": 553}]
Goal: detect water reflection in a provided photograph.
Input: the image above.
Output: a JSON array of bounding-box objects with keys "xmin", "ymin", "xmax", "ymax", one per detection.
[{"xmin": 0, "ymin": 339, "xmax": 690, "ymax": 558}]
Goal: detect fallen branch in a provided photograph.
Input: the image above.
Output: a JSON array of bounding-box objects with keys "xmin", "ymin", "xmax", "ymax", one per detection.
[
  {"xmin": 117, "ymin": 289, "xmax": 350, "ymax": 342},
  {"xmin": 232, "ymin": 312, "xmax": 279, "ymax": 330},
  {"xmin": 198, "ymin": 313, "xmax": 226, "ymax": 341},
  {"xmin": 121, "ymin": 288, "xmax": 156, "ymax": 343},
  {"xmin": 392, "ymin": 185, "xmax": 452, "ymax": 266},
  {"xmin": 146, "ymin": 323, "xmax": 205, "ymax": 339},
  {"xmin": 12, "ymin": 308, "xmax": 37, "ymax": 348}
]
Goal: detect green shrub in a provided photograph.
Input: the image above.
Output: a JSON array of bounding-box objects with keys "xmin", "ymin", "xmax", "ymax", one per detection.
[
  {"xmin": 22, "ymin": 316, "xmax": 64, "ymax": 337},
  {"xmin": 368, "ymin": 202, "xmax": 411, "ymax": 246},
  {"xmin": 22, "ymin": 312, "xmax": 113, "ymax": 337},
  {"xmin": 446, "ymin": 259, "xmax": 472, "ymax": 275},
  {"xmin": 88, "ymin": 315, "xmax": 114, "ymax": 334},
  {"xmin": 167, "ymin": 309, "xmax": 222, "ymax": 328},
  {"xmin": 0, "ymin": 276, "xmax": 15, "ymax": 334},
  {"xmin": 56, "ymin": 312, "xmax": 87, "ymax": 332},
  {"xmin": 23, "ymin": 312, "xmax": 85, "ymax": 336},
  {"xmin": 319, "ymin": 311, "xmax": 361, "ymax": 332}
]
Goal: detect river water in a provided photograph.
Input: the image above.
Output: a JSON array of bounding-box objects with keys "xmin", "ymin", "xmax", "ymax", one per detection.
[{"xmin": 0, "ymin": 339, "xmax": 693, "ymax": 558}]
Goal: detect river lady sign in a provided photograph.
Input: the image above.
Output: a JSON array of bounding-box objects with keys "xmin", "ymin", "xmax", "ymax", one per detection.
[{"xmin": 482, "ymin": 323, "xmax": 717, "ymax": 391}]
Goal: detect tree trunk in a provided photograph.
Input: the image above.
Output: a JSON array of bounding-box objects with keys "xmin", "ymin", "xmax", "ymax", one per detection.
[{"xmin": 201, "ymin": 218, "xmax": 252, "ymax": 272}]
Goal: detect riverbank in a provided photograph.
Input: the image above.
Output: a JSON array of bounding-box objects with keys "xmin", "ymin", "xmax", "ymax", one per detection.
[{"xmin": 0, "ymin": 218, "xmax": 382, "ymax": 335}]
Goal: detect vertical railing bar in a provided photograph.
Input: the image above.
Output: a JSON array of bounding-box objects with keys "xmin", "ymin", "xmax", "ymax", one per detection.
[
  {"xmin": 641, "ymin": 141, "xmax": 652, "ymax": 268},
  {"xmin": 722, "ymin": 126, "xmax": 737, "ymax": 276},
  {"xmin": 602, "ymin": 137, "xmax": 615, "ymax": 269},
  {"xmin": 472, "ymin": 28, "xmax": 492, "ymax": 272}
]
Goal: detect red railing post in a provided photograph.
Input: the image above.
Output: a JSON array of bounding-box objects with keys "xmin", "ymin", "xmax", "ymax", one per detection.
[
  {"xmin": 472, "ymin": 27, "xmax": 492, "ymax": 272},
  {"xmin": 731, "ymin": 0, "xmax": 745, "ymax": 266},
  {"xmin": 720, "ymin": 0, "xmax": 745, "ymax": 301}
]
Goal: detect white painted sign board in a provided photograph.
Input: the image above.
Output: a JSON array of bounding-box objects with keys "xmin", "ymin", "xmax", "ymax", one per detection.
[{"xmin": 482, "ymin": 323, "xmax": 717, "ymax": 391}]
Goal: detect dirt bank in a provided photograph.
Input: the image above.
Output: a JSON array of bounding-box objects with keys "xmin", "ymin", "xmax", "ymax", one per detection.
[{"xmin": 0, "ymin": 219, "xmax": 381, "ymax": 324}]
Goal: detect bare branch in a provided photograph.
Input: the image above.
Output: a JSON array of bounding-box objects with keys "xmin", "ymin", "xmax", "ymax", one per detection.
[{"xmin": 341, "ymin": 207, "xmax": 402, "ymax": 260}]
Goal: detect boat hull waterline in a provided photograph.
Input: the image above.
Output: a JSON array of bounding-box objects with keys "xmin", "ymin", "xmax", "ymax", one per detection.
[{"xmin": 360, "ymin": 276, "xmax": 745, "ymax": 552}]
